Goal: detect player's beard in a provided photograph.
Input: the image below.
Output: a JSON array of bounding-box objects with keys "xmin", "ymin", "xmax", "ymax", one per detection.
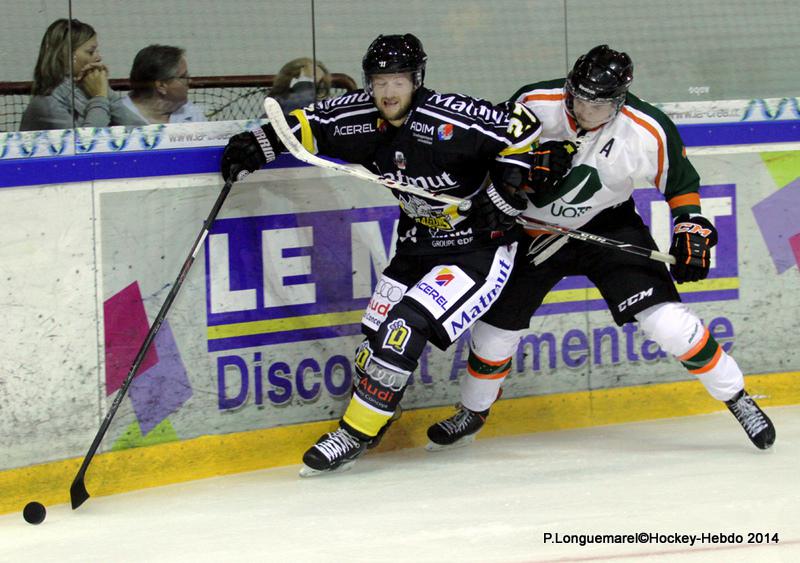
[{"xmin": 376, "ymin": 95, "xmax": 412, "ymax": 123}]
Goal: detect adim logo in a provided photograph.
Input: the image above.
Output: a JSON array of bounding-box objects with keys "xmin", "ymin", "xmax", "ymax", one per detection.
[{"xmin": 435, "ymin": 268, "xmax": 455, "ymax": 286}]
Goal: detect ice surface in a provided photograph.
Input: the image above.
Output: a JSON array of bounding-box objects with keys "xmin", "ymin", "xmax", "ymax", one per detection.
[{"xmin": 1, "ymin": 406, "xmax": 798, "ymax": 562}]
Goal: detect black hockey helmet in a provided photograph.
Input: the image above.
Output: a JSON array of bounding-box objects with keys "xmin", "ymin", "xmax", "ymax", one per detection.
[
  {"xmin": 566, "ymin": 45, "xmax": 633, "ymax": 110},
  {"xmin": 362, "ymin": 34, "xmax": 427, "ymax": 94}
]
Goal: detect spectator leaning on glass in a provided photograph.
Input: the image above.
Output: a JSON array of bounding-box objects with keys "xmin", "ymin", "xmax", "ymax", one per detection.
[
  {"xmin": 269, "ymin": 57, "xmax": 332, "ymax": 113},
  {"xmin": 123, "ymin": 44, "xmax": 206, "ymax": 124},
  {"xmin": 20, "ymin": 18, "xmax": 139, "ymax": 130}
]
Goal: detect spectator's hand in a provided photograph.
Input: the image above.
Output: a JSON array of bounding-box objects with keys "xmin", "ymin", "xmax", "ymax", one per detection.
[
  {"xmin": 529, "ymin": 140, "xmax": 576, "ymax": 192},
  {"xmin": 669, "ymin": 214, "xmax": 718, "ymax": 283},
  {"xmin": 74, "ymin": 61, "xmax": 107, "ymax": 81},
  {"xmin": 78, "ymin": 64, "xmax": 109, "ymax": 98}
]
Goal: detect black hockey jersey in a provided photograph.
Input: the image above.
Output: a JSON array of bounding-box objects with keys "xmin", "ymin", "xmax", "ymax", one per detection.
[{"xmin": 283, "ymin": 87, "xmax": 541, "ymax": 254}]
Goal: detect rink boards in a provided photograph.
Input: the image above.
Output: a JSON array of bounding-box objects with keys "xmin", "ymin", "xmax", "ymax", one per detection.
[{"xmin": 0, "ymin": 118, "xmax": 798, "ymax": 513}]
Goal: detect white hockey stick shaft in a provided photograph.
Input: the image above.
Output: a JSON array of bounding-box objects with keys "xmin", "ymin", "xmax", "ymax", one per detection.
[
  {"xmin": 263, "ymin": 96, "xmax": 674, "ymax": 266},
  {"xmin": 263, "ymin": 97, "xmax": 472, "ymax": 212}
]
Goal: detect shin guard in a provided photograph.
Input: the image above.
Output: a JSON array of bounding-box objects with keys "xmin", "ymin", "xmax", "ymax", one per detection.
[
  {"xmin": 344, "ymin": 302, "xmax": 429, "ymax": 437},
  {"xmin": 460, "ymin": 321, "xmax": 522, "ymax": 412},
  {"xmin": 637, "ymin": 302, "xmax": 744, "ymax": 401},
  {"xmin": 344, "ymin": 350, "xmax": 409, "ymax": 438}
]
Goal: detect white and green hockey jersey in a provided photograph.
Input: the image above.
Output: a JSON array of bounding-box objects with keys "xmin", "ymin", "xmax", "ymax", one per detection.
[{"xmin": 511, "ymin": 79, "xmax": 702, "ymax": 230}]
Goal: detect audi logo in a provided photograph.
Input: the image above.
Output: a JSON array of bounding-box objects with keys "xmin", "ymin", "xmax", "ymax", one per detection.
[{"xmin": 375, "ymin": 280, "xmax": 405, "ymax": 302}]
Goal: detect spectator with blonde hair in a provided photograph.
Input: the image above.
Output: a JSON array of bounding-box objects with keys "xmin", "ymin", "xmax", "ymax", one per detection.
[
  {"xmin": 20, "ymin": 18, "xmax": 140, "ymax": 130},
  {"xmin": 269, "ymin": 57, "xmax": 332, "ymax": 113},
  {"xmin": 123, "ymin": 44, "xmax": 205, "ymax": 124}
]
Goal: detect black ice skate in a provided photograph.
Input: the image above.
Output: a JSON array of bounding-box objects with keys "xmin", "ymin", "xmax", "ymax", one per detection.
[
  {"xmin": 426, "ymin": 404, "xmax": 488, "ymax": 452},
  {"xmin": 300, "ymin": 428, "xmax": 368, "ymax": 477},
  {"xmin": 367, "ymin": 406, "xmax": 403, "ymax": 450},
  {"xmin": 725, "ymin": 390, "xmax": 776, "ymax": 450}
]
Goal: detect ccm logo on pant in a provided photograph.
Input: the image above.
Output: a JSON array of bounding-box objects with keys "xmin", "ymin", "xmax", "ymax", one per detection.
[{"xmin": 618, "ymin": 287, "xmax": 654, "ymax": 312}]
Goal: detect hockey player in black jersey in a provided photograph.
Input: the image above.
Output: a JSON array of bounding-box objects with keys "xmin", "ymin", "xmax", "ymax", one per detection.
[
  {"xmin": 427, "ymin": 45, "xmax": 775, "ymax": 452},
  {"xmin": 220, "ymin": 34, "xmax": 571, "ymax": 476}
]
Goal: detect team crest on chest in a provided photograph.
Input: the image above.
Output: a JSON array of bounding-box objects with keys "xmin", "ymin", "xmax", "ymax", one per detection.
[
  {"xmin": 394, "ymin": 151, "xmax": 406, "ymax": 170},
  {"xmin": 398, "ymin": 194, "xmax": 460, "ymax": 231},
  {"xmin": 527, "ymin": 164, "xmax": 603, "ymax": 219}
]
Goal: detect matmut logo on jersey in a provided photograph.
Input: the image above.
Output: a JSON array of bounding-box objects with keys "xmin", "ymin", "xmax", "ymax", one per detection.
[
  {"xmin": 537, "ymin": 184, "xmax": 740, "ymax": 317},
  {"xmin": 429, "ymin": 93, "xmax": 507, "ymax": 125},
  {"xmin": 204, "ymin": 206, "xmax": 399, "ymax": 352}
]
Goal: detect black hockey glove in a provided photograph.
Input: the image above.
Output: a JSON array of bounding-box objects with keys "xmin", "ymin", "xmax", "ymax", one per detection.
[
  {"xmin": 471, "ymin": 183, "xmax": 527, "ymax": 232},
  {"xmin": 221, "ymin": 125, "xmax": 282, "ymax": 181},
  {"xmin": 528, "ymin": 140, "xmax": 576, "ymax": 192},
  {"xmin": 669, "ymin": 214, "xmax": 718, "ymax": 283}
]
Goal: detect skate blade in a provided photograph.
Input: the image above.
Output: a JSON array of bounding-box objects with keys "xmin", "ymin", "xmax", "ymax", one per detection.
[
  {"xmin": 425, "ymin": 434, "xmax": 476, "ymax": 452},
  {"xmin": 298, "ymin": 460, "xmax": 357, "ymax": 478}
]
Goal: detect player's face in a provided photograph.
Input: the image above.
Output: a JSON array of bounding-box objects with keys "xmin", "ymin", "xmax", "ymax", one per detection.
[
  {"xmin": 572, "ymin": 97, "xmax": 617, "ymax": 130},
  {"xmin": 370, "ymin": 72, "xmax": 415, "ymax": 124},
  {"xmin": 72, "ymin": 35, "xmax": 101, "ymax": 76}
]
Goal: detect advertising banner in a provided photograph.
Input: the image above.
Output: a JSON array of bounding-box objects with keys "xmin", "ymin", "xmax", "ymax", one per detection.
[{"xmin": 92, "ymin": 152, "xmax": 799, "ymax": 454}]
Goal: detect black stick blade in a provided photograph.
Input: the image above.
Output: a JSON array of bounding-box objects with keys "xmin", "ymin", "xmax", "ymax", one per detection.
[{"xmin": 70, "ymin": 475, "xmax": 90, "ymax": 509}]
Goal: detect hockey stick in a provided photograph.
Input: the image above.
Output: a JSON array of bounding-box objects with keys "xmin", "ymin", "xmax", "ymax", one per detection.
[
  {"xmin": 263, "ymin": 97, "xmax": 674, "ymax": 266},
  {"xmin": 517, "ymin": 215, "xmax": 676, "ymax": 265},
  {"xmin": 69, "ymin": 168, "xmax": 248, "ymax": 510},
  {"xmin": 262, "ymin": 97, "xmax": 472, "ymax": 213}
]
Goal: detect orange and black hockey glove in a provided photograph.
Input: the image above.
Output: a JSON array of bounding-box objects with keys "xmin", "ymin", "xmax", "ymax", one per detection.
[
  {"xmin": 528, "ymin": 140, "xmax": 576, "ymax": 192},
  {"xmin": 669, "ymin": 214, "xmax": 718, "ymax": 283}
]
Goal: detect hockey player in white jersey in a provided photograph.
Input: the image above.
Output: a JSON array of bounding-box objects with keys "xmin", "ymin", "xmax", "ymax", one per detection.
[
  {"xmin": 219, "ymin": 34, "xmax": 571, "ymax": 476},
  {"xmin": 427, "ymin": 45, "xmax": 775, "ymax": 452}
]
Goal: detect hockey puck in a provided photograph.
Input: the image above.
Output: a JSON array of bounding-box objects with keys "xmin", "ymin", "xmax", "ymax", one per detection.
[{"xmin": 23, "ymin": 501, "xmax": 46, "ymax": 525}]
